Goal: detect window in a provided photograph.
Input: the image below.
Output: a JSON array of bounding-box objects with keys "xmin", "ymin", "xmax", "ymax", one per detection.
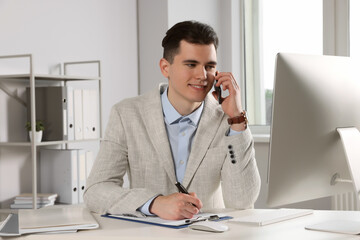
[{"xmin": 244, "ymin": 0, "xmax": 323, "ymax": 127}]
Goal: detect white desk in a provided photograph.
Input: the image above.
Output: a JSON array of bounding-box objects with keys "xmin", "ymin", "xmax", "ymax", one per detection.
[{"xmin": 4, "ymin": 209, "xmax": 360, "ymax": 240}]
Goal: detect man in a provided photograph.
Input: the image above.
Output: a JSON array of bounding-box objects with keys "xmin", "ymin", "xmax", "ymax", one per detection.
[{"xmin": 84, "ymin": 20, "xmax": 260, "ymax": 220}]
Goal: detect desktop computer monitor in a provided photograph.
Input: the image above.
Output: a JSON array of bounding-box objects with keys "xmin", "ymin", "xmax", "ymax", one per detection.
[{"xmin": 267, "ymin": 53, "xmax": 360, "ymax": 207}]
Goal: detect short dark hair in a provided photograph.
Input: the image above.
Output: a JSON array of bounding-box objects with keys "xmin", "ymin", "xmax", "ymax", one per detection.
[{"xmin": 162, "ymin": 21, "xmax": 219, "ymax": 63}]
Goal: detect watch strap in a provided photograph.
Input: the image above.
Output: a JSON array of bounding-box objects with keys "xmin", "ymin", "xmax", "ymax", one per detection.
[{"xmin": 227, "ymin": 110, "xmax": 248, "ymax": 126}]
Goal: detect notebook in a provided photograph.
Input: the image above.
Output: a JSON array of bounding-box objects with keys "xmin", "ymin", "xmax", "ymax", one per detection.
[
  {"xmin": 103, "ymin": 212, "xmax": 232, "ymax": 229},
  {"xmin": 0, "ymin": 207, "xmax": 99, "ymax": 236}
]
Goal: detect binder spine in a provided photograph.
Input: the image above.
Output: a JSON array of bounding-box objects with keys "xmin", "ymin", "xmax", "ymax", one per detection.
[
  {"xmin": 65, "ymin": 86, "xmax": 75, "ymax": 140},
  {"xmin": 74, "ymin": 89, "xmax": 84, "ymax": 140},
  {"xmin": 40, "ymin": 149, "xmax": 79, "ymax": 204},
  {"xmin": 71, "ymin": 151, "xmax": 78, "ymax": 204},
  {"xmin": 78, "ymin": 150, "xmax": 86, "ymax": 203}
]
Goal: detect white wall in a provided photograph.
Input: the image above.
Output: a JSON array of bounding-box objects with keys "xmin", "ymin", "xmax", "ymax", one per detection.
[
  {"xmin": 0, "ymin": 0, "xmax": 138, "ymax": 208},
  {"xmin": 137, "ymin": 0, "xmax": 168, "ymax": 94}
]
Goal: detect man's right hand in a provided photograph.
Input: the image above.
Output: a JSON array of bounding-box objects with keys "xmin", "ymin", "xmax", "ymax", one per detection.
[{"xmin": 149, "ymin": 192, "xmax": 203, "ymax": 220}]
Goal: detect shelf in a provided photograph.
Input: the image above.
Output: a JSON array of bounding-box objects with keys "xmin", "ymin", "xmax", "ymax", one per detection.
[
  {"xmin": 0, "ymin": 139, "xmax": 102, "ymax": 147},
  {"xmin": 0, "ymin": 73, "xmax": 100, "ymax": 81},
  {"xmin": 0, "ymin": 54, "xmax": 102, "ymax": 209}
]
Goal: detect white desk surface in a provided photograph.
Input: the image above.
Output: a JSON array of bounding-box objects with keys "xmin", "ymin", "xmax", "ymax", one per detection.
[{"xmin": 4, "ymin": 208, "xmax": 360, "ymax": 240}]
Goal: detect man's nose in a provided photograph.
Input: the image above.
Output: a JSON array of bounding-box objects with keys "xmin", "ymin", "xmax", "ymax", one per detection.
[{"xmin": 195, "ymin": 66, "xmax": 207, "ymax": 80}]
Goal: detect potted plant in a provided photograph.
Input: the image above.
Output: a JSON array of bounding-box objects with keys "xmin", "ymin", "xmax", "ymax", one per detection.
[{"xmin": 25, "ymin": 120, "xmax": 45, "ymax": 142}]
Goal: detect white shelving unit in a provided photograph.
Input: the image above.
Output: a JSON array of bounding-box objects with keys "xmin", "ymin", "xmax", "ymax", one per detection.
[{"xmin": 0, "ymin": 54, "xmax": 102, "ymax": 209}]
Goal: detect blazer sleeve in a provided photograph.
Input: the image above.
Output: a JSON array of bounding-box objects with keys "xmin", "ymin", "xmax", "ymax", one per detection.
[
  {"xmin": 83, "ymin": 105, "xmax": 157, "ymax": 215},
  {"xmin": 220, "ymin": 127, "xmax": 261, "ymax": 209}
]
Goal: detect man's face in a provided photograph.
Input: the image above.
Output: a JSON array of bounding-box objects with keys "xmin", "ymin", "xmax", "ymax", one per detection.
[{"xmin": 161, "ymin": 40, "xmax": 217, "ymax": 109}]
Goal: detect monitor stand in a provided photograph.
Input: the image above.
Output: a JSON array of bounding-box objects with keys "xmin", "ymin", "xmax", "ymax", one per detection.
[
  {"xmin": 306, "ymin": 127, "xmax": 360, "ymax": 235},
  {"xmin": 335, "ymin": 127, "xmax": 360, "ymax": 198}
]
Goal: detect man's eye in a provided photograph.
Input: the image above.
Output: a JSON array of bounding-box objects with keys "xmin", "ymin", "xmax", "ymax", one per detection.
[
  {"xmin": 186, "ymin": 64, "xmax": 196, "ymax": 68},
  {"xmin": 205, "ymin": 65, "xmax": 215, "ymax": 71}
]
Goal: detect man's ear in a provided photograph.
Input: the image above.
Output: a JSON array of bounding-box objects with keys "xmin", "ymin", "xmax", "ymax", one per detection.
[{"xmin": 159, "ymin": 58, "xmax": 170, "ymax": 78}]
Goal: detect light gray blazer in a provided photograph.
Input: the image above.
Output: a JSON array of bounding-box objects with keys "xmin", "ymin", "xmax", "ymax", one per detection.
[{"xmin": 84, "ymin": 83, "xmax": 260, "ymax": 215}]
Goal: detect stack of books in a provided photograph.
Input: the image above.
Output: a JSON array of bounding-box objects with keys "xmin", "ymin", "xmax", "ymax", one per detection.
[{"xmin": 10, "ymin": 193, "xmax": 58, "ymax": 209}]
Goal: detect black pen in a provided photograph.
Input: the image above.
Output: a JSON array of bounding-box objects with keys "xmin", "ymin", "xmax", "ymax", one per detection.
[
  {"xmin": 175, "ymin": 182, "xmax": 199, "ymax": 209},
  {"xmin": 175, "ymin": 182, "xmax": 190, "ymax": 194}
]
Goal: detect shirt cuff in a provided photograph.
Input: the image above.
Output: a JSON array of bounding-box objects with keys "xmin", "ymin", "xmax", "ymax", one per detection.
[
  {"xmin": 138, "ymin": 195, "xmax": 158, "ymax": 216},
  {"xmin": 227, "ymin": 128, "xmax": 245, "ymax": 136}
]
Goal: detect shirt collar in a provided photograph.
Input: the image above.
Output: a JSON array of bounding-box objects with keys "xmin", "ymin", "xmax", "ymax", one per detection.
[{"xmin": 161, "ymin": 87, "xmax": 203, "ymax": 126}]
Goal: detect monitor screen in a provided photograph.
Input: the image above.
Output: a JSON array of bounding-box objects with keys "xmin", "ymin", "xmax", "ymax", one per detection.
[{"xmin": 267, "ymin": 53, "xmax": 360, "ymax": 207}]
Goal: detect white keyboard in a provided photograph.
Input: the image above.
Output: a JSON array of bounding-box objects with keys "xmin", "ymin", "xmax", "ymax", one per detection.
[{"xmin": 230, "ymin": 208, "xmax": 313, "ymax": 226}]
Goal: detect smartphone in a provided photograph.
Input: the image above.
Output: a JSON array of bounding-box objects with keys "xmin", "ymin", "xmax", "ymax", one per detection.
[{"xmin": 214, "ymin": 72, "xmax": 222, "ymax": 104}]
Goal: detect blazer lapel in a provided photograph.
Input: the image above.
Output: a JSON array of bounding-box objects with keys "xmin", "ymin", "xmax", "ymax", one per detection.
[
  {"xmin": 141, "ymin": 84, "xmax": 177, "ymax": 184},
  {"xmin": 182, "ymin": 95, "xmax": 224, "ymax": 188}
]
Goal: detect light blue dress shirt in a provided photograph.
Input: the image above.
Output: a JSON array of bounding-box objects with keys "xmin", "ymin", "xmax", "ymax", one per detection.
[
  {"xmin": 138, "ymin": 87, "xmax": 242, "ymax": 215},
  {"xmin": 161, "ymin": 87, "xmax": 204, "ymax": 183}
]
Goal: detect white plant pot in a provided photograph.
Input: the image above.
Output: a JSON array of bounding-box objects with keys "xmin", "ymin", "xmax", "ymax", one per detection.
[{"xmin": 29, "ymin": 131, "xmax": 43, "ymax": 142}]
